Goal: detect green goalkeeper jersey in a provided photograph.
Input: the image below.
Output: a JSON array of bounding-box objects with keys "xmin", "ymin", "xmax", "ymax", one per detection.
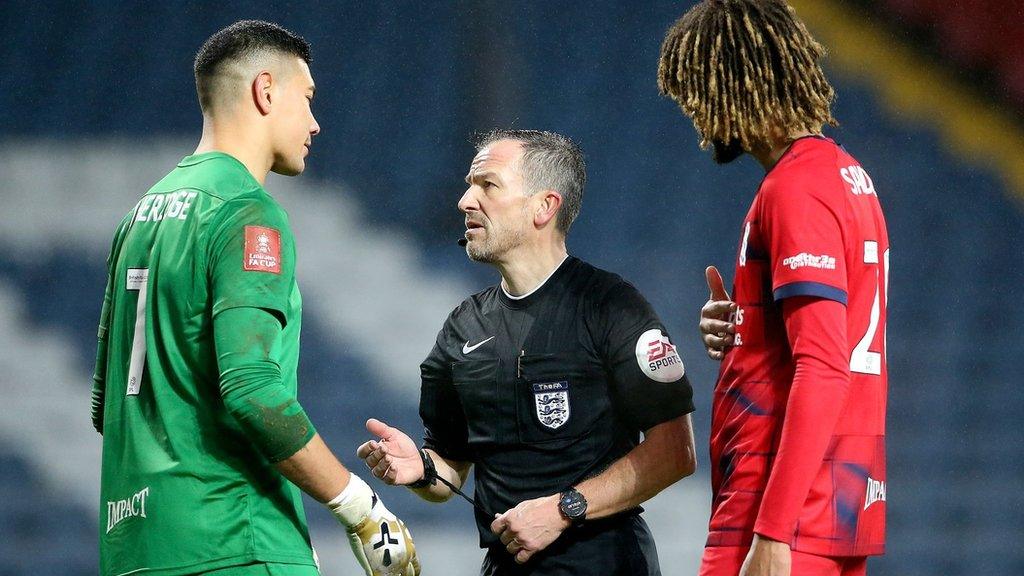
[{"xmin": 93, "ymin": 152, "xmax": 317, "ymax": 576}]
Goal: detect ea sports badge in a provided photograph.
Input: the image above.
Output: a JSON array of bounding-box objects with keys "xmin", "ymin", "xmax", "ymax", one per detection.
[{"xmin": 636, "ymin": 328, "xmax": 685, "ymax": 382}]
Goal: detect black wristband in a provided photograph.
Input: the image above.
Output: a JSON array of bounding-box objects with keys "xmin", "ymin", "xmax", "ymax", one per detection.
[{"xmin": 407, "ymin": 448, "xmax": 437, "ymax": 489}]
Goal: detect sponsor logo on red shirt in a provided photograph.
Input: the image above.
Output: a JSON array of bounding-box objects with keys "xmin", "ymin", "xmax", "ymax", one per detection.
[
  {"xmin": 781, "ymin": 252, "xmax": 836, "ymax": 271},
  {"xmin": 864, "ymin": 477, "xmax": 886, "ymax": 510}
]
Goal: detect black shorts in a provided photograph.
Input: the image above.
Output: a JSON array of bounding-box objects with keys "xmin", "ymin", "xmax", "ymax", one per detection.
[{"xmin": 480, "ymin": 513, "xmax": 661, "ymax": 576}]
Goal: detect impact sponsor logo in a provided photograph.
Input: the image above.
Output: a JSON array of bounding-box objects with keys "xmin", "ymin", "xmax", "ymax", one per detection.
[
  {"xmin": 243, "ymin": 225, "xmax": 282, "ymax": 274},
  {"xmin": 864, "ymin": 477, "xmax": 886, "ymax": 511},
  {"xmin": 782, "ymin": 253, "xmax": 836, "ymax": 271},
  {"xmin": 106, "ymin": 486, "xmax": 150, "ymax": 534},
  {"xmin": 635, "ymin": 329, "xmax": 684, "ymax": 383},
  {"xmin": 533, "ymin": 381, "xmax": 570, "ymax": 429}
]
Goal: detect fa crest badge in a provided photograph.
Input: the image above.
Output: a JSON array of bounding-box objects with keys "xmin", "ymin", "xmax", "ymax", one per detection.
[
  {"xmin": 256, "ymin": 232, "xmax": 272, "ymax": 254},
  {"xmin": 533, "ymin": 381, "xmax": 570, "ymax": 430}
]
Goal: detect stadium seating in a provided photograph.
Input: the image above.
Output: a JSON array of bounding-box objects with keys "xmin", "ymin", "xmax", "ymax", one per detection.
[
  {"xmin": 0, "ymin": 452, "xmax": 94, "ymax": 575},
  {"xmin": 876, "ymin": 0, "xmax": 1024, "ymax": 108},
  {"xmin": 1, "ymin": 2, "xmax": 1021, "ymax": 575}
]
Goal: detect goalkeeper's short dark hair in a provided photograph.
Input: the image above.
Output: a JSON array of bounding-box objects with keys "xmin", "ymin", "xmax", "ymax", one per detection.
[{"xmin": 194, "ymin": 20, "xmax": 311, "ymax": 113}]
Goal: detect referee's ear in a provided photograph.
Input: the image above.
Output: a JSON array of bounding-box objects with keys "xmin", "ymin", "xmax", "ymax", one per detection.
[{"xmin": 532, "ymin": 189, "xmax": 563, "ymax": 230}]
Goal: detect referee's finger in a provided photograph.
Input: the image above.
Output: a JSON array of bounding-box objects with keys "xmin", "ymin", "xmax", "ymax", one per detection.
[
  {"xmin": 366, "ymin": 446, "xmax": 385, "ymax": 469},
  {"xmin": 381, "ymin": 461, "xmax": 397, "ymax": 484},
  {"xmin": 362, "ymin": 453, "xmax": 378, "ymax": 470},
  {"xmin": 355, "ymin": 440, "xmax": 376, "ymax": 459},
  {"xmin": 490, "ymin": 514, "xmax": 508, "ymax": 535},
  {"xmin": 372, "ymin": 456, "xmax": 392, "ymax": 478}
]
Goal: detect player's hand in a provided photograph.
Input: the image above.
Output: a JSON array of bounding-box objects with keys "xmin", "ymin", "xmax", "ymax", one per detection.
[
  {"xmin": 490, "ymin": 494, "xmax": 570, "ymax": 565},
  {"xmin": 699, "ymin": 265, "xmax": 737, "ymax": 361},
  {"xmin": 347, "ymin": 497, "xmax": 421, "ymax": 576},
  {"xmin": 739, "ymin": 534, "xmax": 791, "ymax": 576},
  {"xmin": 356, "ymin": 419, "xmax": 424, "ymax": 486}
]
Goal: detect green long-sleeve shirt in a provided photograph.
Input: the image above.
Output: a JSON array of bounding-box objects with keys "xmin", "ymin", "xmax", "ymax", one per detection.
[{"xmin": 93, "ymin": 152, "xmax": 316, "ymax": 576}]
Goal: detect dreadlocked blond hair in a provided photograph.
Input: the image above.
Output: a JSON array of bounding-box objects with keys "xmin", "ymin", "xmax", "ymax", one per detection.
[{"xmin": 657, "ymin": 0, "xmax": 837, "ymax": 151}]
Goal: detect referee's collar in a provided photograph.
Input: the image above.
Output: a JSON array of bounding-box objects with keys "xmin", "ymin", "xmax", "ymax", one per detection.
[{"xmin": 499, "ymin": 255, "xmax": 573, "ymax": 309}]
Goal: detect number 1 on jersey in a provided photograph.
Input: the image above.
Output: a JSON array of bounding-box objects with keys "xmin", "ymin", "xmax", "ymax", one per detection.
[{"xmin": 126, "ymin": 268, "xmax": 149, "ymax": 396}]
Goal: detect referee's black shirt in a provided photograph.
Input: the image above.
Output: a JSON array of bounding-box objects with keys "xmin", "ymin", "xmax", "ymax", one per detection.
[{"xmin": 419, "ymin": 256, "xmax": 694, "ymax": 573}]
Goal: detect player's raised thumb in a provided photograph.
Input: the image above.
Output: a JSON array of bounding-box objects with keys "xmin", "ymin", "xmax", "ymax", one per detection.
[
  {"xmin": 705, "ymin": 266, "xmax": 731, "ymax": 302},
  {"xmin": 366, "ymin": 418, "xmax": 392, "ymax": 440}
]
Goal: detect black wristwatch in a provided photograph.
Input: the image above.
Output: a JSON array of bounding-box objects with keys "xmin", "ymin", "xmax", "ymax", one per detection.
[{"xmin": 558, "ymin": 487, "xmax": 588, "ymax": 527}]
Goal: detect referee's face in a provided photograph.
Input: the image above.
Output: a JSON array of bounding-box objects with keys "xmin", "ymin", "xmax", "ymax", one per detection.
[{"xmin": 459, "ymin": 140, "xmax": 531, "ymax": 264}]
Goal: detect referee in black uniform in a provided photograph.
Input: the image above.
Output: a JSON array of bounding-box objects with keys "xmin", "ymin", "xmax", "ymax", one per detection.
[{"xmin": 358, "ymin": 129, "xmax": 697, "ymax": 575}]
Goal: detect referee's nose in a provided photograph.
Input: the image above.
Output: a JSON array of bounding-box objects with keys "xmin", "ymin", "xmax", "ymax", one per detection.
[{"xmin": 458, "ymin": 185, "xmax": 478, "ymax": 215}]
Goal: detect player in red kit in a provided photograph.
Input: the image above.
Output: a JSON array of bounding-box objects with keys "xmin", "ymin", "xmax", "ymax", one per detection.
[{"xmin": 658, "ymin": 2, "xmax": 889, "ymax": 575}]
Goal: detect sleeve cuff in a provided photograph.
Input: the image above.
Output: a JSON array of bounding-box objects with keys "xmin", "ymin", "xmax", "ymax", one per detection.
[
  {"xmin": 753, "ymin": 520, "xmax": 795, "ymax": 546},
  {"xmin": 213, "ymin": 301, "xmax": 289, "ymax": 327},
  {"xmin": 644, "ymin": 398, "xmax": 696, "ymax": 429},
  {"xmin": 773, "ymin": 281, "xmax": 848, "ymax": 305},
  {"xmin": 267, "ymin": 421, "xmax": 317, "ymax": 463},
  {"xmin": 422, "ymin": 438, "xmax": 471, "ymax": 463}
]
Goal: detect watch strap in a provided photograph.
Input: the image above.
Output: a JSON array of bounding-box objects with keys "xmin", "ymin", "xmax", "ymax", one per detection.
[
  {"xmin": 559, "ymin": 487, "xmax": 588, "ymax": 527},
  {"xmin": 407, "ymin": 448, "xmax": 437, "ymax": 489}
]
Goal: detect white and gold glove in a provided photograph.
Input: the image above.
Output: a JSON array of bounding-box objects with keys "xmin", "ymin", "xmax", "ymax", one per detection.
[{"xmin": 327, "ymin": 474, "xmax": 420, "ymax": 576}]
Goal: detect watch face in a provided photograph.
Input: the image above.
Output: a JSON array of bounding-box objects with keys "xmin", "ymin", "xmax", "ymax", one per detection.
[{"xmin": 560, "ymin": 491, "xmax": 587, "ymax": 519}]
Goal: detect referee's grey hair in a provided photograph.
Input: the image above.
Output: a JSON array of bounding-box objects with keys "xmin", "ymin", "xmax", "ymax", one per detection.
[{"xmin": 475, "ymin": 129, "xmax": 586, "ymax": 235}]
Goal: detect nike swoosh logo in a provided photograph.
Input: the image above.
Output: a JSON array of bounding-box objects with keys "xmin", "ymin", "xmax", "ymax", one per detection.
[{"xmin": 462, "ymin": 336, "xmax": 495, "ymax": 355}]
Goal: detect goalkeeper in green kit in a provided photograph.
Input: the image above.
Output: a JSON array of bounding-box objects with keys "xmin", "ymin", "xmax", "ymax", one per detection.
[{"xmin": 91, "ymin": 20, "xmax": 419, "ymax": 576}]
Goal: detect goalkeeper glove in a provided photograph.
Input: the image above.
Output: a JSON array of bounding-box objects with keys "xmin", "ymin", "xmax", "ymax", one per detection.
[{"xmin": 327, "ymin": 474, "xmax": 420, "ymax": 576}]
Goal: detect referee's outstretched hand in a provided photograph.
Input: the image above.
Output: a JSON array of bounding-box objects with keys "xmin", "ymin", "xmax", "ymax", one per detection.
[
  {"xmin": 356, "ymin": 419, "xmax": 424, "ymax": 486},
  {"xmin": 700, "ymin": 265, "xmax": 737, "ymax": 361}
]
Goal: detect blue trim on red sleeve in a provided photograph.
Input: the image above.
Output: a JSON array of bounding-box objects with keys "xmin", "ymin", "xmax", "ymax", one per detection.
[{"xmin": 773, "ymin": 281, "xmax": 848, "ymax": 305}]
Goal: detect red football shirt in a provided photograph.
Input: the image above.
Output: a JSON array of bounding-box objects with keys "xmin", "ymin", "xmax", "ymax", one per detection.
[{"xmin": 707, "ymin": 136, "xmax": 889, "ymax": 557}]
